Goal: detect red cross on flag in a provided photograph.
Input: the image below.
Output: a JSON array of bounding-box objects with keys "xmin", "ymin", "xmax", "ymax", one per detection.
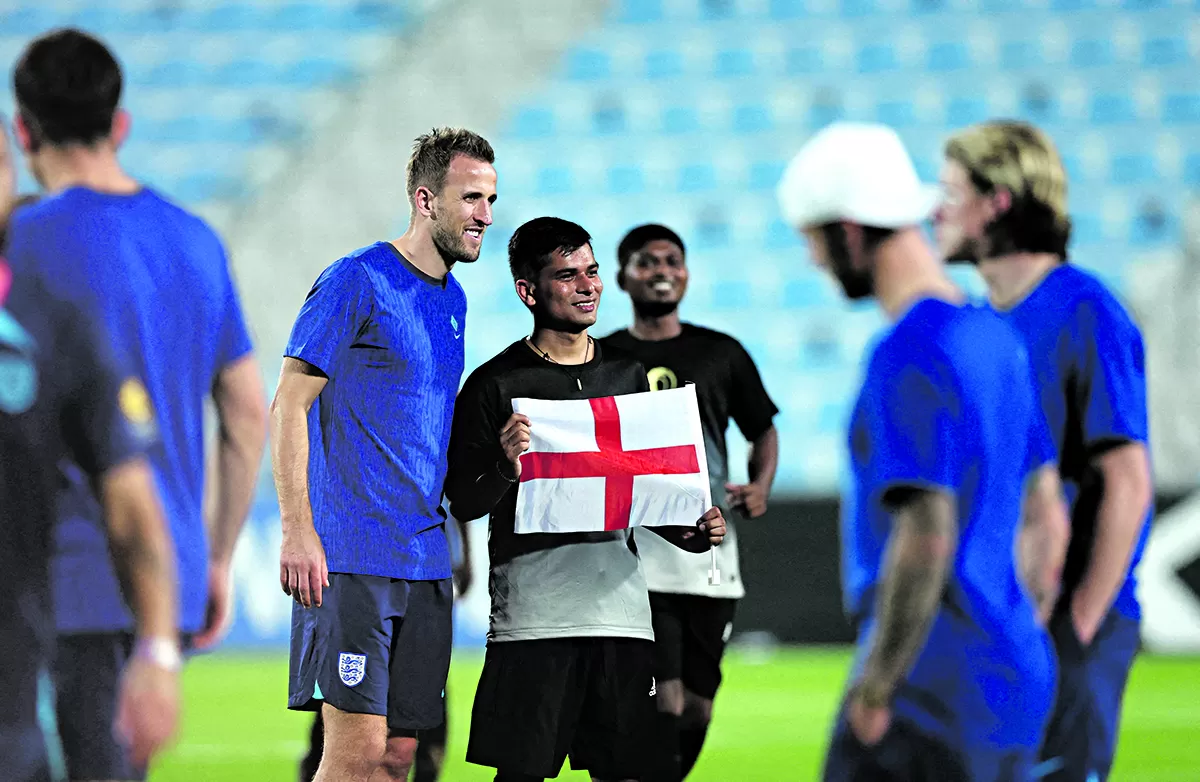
[{"xmin": 511, "ymin": 385, "xmax": 711, "ymax": 535}]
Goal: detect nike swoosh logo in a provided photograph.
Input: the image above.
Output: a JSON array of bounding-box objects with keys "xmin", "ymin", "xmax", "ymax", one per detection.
[{"xmin": 454, "ymin": 332, "xmax": 462, "ymax": 339}]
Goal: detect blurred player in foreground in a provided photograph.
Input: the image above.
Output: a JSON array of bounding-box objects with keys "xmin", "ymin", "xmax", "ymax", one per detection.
[
  {"xmin": 8, "ymin": 29, "xmax": 267, "ymax": 781},
  {"xmin": 273, "ymin": 128, "xmax": 495, "ymax": 781},
  {"xmin": 938, "ymin": 121, "xmax": 1154, "ymax": 782},
  {"xmin": 778, "ymin": 122, "xmax": 1069, "ymax": 781},
  {"xmin": 0, "ymin": 255, "xmax": 179, "ymax": 780},
  {"xmin": 445, "ymin": 216, "xmax": 727, "ymax": 782},
  {"xmin": 601, "ymin": 224, "xmax": 779, "ymax": 780}
]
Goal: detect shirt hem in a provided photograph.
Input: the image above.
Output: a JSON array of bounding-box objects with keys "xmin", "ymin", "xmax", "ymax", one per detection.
[{"xmin": 488, "ymin": 626, "xmax": 655, "ymax": 643}]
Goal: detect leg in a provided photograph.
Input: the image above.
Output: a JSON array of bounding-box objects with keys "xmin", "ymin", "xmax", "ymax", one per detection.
[
  {"xmin": 1038, "ymin": 610, "xmax": 1098, "ymax": 782},
  {"xmin": 467, "ymin": 639, "xmax": 583, "ymax": 779},
  {"xmin": 287, "ymin": 574, "xmax": 397, "ymax": 781},
  {"xmin": 376, "ymin": 733, "xmax": 418, "ymax": 782},
  {"xmin": 314, "ymin": 703, "xmax": 387, "ymax": 782},
  {"xmin": 383, "ymin": 579, "xmax": 454, "ymax": 781},
  {"xmin": 645, "ymin": 593, "xmax": 686, "ymax": 782},
  {"xmin": 1080, "ymin": 612, "xmax": 1141, "ymax": 781},
  {"xmin": 568, "ymin": 638, "xmax": 657, "ymax": 782},
  {"xmin": 677, "ymin": 597, "xmax": 737, "ymax": 778},
  {"xmin": 53, "ymin": 632, "xmax": 144, "ymax": 782},
  {"xmin": 412, "ymin": 699, "xmax": 448, "ymax": 782},
  {"xmin": 298, "ymin": 712, "xmax": 324, "ymax": 782}
]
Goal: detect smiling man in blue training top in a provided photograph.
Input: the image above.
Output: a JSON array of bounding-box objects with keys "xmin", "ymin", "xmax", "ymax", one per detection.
[{"xmin": 778, "ymin": 122, "xmax": 1070, "ymax": 782}]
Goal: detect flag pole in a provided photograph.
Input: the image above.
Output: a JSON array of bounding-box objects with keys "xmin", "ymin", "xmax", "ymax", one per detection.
[{"xmin": 708, "ymin": 546, "xmax": 720, "ymax": 586}]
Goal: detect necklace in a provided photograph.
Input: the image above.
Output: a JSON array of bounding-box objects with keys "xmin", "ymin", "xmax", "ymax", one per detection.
[{"xmin": 527, "ymin": 335, "xmax": 592, "ymax": 390}]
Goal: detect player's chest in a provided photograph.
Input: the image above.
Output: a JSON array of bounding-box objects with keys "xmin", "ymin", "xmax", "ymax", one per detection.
[{"xmin": 353, "ymin": 301, "xmax": 465, "ymax": 384}]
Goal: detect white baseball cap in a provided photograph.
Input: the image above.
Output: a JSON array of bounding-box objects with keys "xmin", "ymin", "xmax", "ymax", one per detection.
[{"xmin": 776, "ymin": 121, "xmax": 942, "ymax": 230}]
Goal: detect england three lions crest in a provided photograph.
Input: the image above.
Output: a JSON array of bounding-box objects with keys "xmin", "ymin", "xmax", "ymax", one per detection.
[{"xmin": 338, "ymin": 652, "xmax": 367, "ymax": 687}]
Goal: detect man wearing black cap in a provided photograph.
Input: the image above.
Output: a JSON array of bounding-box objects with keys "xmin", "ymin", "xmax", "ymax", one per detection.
[{"xmin": 600, "ymin": 224, "xmax": 780, "ymax": 781}]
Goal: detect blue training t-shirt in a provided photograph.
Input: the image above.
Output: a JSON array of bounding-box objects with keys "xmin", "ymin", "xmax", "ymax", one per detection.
[
  {"xmin": 284, "ymin": 242, "xmax": 465, "ymax": 580},
  {"xmin": 1, "ymin": 259, "xmax": 153, "ymax": 775},
  {"xmin": 998, "ymin": 264, "xmax": 1152, "ymax": 621},
  {"xmin": 6, "ymin": 187, "xmax": 254, "ymax": 635},
  {"xmin": 843, "ymin": 298, "xmax": 1056, "ymax": 754}
]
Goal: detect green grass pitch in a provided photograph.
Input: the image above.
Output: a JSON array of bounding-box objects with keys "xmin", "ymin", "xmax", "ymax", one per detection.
[{"xmin": 148, "ymin": 648, "xmax": 1200, "ymax": 781}]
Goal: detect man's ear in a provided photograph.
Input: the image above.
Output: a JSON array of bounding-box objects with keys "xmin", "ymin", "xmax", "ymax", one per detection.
[
  {"xmin": 412, "ymin": 185, "xmax": 437, "ymax": 219},
  {"xmin": 516, "ymin": 279, "xmax": 536, "ymax": 308},
  {"xmin": 988, "ymin": 187, "xmax": 1013, "ymax": 219}
]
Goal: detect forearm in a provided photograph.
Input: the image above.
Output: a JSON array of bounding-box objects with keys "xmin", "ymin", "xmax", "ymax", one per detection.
[
  {"xmin": 270, "ymin": 402, "xmax": 316, "ymax": 536},
  {"xmin": 858, "ymin": 493, "xmax": 956, "ymax": 702},
  {"xmin": 1074, "ymin": 460, "xmax": 1152, "ymax": 621},
  {"xmin": 447, "ymin": 459, "xmax": 514, "ymax": 522},
  {"xmin": 208, "ymin": 415, "xmax": 267, "ymax": 567},
  {"xmin": 102, "ymin": 461, "xmax": 179, "ymax": 640},
  {"xmin": 1018, "ymin": 468, "xmax": 1070, "ymax": 617},
  {"xmin": 748, "ymin": 426, "xmax": 779, "ymax": 490}
]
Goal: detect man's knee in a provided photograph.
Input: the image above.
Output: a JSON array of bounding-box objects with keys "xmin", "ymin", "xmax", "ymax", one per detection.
[
  {"xmin": 380, "ymin": 735, "xmax": 418, "ymax": 780},
  {"xmin": 313, "ymin": 704, "xmax": 387, "ymax": 780},
  {"xmin": 656, "ymin": 678, "xmax": 685, "ymax": 717}
]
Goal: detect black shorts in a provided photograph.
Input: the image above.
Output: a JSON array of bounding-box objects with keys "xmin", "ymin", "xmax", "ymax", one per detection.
[
  {"xmin": 288, "ymin": 574, "xmax": 452, "ymax": 733},
  {"xmin": 466, "ymin": 637, "xmax": 656, "ymax": 779},
  {"xmin": 52, "ymin": 631, "xmax": 195, "ymax": 781},
  {"xmin": 648, "ymin": 592, "xmax": 737, "ymax": 699},
  {"xmin": 824, "ymin": 716, "xmax": 1035, "ymax": 782}
]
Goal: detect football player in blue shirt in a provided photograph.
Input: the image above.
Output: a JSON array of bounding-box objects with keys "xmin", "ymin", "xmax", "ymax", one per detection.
[
  {"xmin": 7, "ymin": 29, "xmax": 268, "ymax": 781},
  {"xmin": 778, "ymin": 122, "xmax": 1070, "ymax": 782},
  {"xmin": 937, "ymin": 120, "xmax": 1154, "ymax": 782},
  {"xmin": 272, "ymin": 127, "xmax": 496, "ymax": 782},
  {"xmin": 0, "ymin": 256, "xmax": 180, "ymax": 782}
]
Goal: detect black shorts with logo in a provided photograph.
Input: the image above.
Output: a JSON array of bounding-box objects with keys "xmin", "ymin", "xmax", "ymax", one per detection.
[
  {"xmin": 467, "ymin": 637, "xmax": 656, "ymax": 779},
  {"xmin": 648, "ymin": 592, "xmax": 737, "ymax": 699},
  {"xmin": 288, "ymin": 574, "xmax": 453, "ymax": 733}
]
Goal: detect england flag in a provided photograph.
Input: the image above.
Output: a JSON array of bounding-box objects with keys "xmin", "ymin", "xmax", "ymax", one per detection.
[{"xmin": 512, "ymin": 385, "xmax": 711, "ymax": 535}]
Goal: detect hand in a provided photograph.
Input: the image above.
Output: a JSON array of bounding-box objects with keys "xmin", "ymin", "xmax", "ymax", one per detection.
[
  {"xmin": 847, "ymin": 688, "xmax": 892, "ymax": 747},
  {"xmin": 192, "ymin": 562, "xmax": 233, "ymax": 650},
  {"xmin": 698, "ymin": 506, "xmax": 726, "ymax": 547},
  {"xmin": 499, "ymin": 413, "xmax": 532, "ymax": 479},
  {"xmin": 115, "ymin": 654, "xmax": 180, "ymax": 769},
  {"xmin": 453, "ymin": 557, "xmax": 473, "ymax": 598},
  {"xmin": 1070, "ymin": 593, "xmax": 1102, "ymax": 648},
  {"xmin": 725, "ymin": 482, "xmax": 769, "ymax": 519},
  {"xmin": 280, "ymin": 523, "xmax": 328, "ymax": 608}
]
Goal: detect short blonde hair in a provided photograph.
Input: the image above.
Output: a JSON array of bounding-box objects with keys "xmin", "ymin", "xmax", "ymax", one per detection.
[{"xmin": 945, "ymin": 121, "xmax": 1071, "ymax": 256}]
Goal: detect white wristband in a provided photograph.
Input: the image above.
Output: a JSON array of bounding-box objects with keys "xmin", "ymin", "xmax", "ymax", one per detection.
[{"xmin": 135, "ymin": 636, "xmax": 183, "ymax": 672}]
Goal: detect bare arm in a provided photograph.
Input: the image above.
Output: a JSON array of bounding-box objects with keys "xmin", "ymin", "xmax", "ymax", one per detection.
[
  {"xmin": 207, "ymin": 354, "xmax": 267, "ymax": 568},
  {"xmin": 855, "ymin": 489, "xmax": 958, "ymax": 706},
  {"xmin": 270, "ymin": 357, "xmax": 329, "ymax": 608},
  {"xmin": 749, "ymin": 425, "xmax": 779, "ymax": 490},
  {"xmin": 101, "ymin": 458, "xmax": 178, "ymax": 640},
  {"xmin": 1072, "ymin": 443, "xmax": 1153, "ymax": 642},
  {"xmin": 1018, "ymin": 465, "xmax": 1070, "ymax": 624}
]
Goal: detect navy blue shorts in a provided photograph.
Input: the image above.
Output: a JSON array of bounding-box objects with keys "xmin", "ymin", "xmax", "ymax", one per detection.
[
  {"xmin": 288, "ymin": 574, "xmax": 452, "ymax": 733},
  {"xmin": 3, "ymin": 659, "xmax": 53, "ymax": 782},
  {"xmin": 52, "ymin": 631, "xmax": 196, "ymax": 781},
  {"xmin": 1037, "ymin": 609, "xmax": 1140, "ymax": 782},
  {"xmin": 824, "ymin": 715, "xmax": 1035, "ymax": 782}
]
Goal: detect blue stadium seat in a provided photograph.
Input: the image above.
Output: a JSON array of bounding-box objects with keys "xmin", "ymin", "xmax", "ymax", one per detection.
[
  {"xmin": 765, "ymin": 218, "xmax": 801, "ymax": 249},
  {"xmin": 946, "ymin": 96, "xmax": 989, "ymax": 126},
  {"xmin": 928, "ymin": 42, "xmax": 971, "ymax": 71},
  {"xmin": 1070, "ymin": 38, "xmax": 1115, "ymax": 68},
  {"xmin": 678, "ymin": 163, "xmax": 718, "ymax": 192},
  {"xmin": 700, "ymin": 0, "xmax": 739, "ymax": 19},
  {"xmin": 1090, "ymin": 93, "xmax": 1138, "ymax": 124},
  {"xmin": 1163, "ymin": 93, "xmax": 1200, "ymax": 124},
  {"xmin": 748, "ymin": 161, "xmax": 785, "ymax": 191},
  {"xmin": 876, "ymin": 100, "xmax": 916, "ymax": 127},
  {"xmin": 645, "ymin": 49, "xmax": 684, "ymax": 80},
  {"xmin": 509, "ymin": 107, "xmax": 556, "ymax": 138},
  {"xmin": 769, "ymin": 0, "xmax": 807, "ymax": 19},
  {"xmin": 1142, "ymin": 36, "xmax": 1189, "ymax": 68},
  {"xmin": 783, "ymin": 276, "xmax": 836, "ymax": 309},
  {"xmin": 567, "ymin": 49, "xmax": 611, "ymax": 81},
  {"xmin": 715, "ymin": 48, "xmax": 756, "ymax": 78},
  {"xmin": 786, "ymin": 46, "xmax": 826, "ymax": 74},
  {"xmin": 607, "ymin": 165, "xmax": 645, "ymax": 195},
  {"xmin": 709, "ymin": 279, "xmax": 754, "ymax": 310},
  {"xmin": 282, "ymin": 58, "xmax": 356, "ymax": 87},
  {"xmin": 841, "ymin": 0, "xmax": 879, "ymax": 17},
  {"xmin": 1184, "ymin": 153, "xmax": 1200, "ymax": 185},
  {"xmin": 999, "ymin": 40, "xmax": 1042, "ymax": 69},
  {"xmin": 616, "ymin": 0, "xmax": 663, "ymax": 22},
  {"xmin": 1110, "ymin": 153, "xmax": 1157, "ymax": 184},
  {"xmin": 857, "ymin": 43, "xmax": 897, "ymax": 73},
  {"xmin": 139, "ymin": 61, "xmax": 209, "ymax": 88},
  {"xmin": 662, "ymin": 106, "xmax": 701, "ymax": 134},
  {"xmin": 213, "ymin": 59, "xmax": 279, "ymax": 87},
  {"xmin": 1070, "ymin": 212, "xmax": 1104, "ymax": 245},
  {"xmin": 732, "ymin": 104, "xmax": 772, "ymax": 133},
  {"xmin": 200, "ymin": 4, "xmax": 271, "ymax": 32},
  {"xmin": 536, "ymin": 167, "xmax": 573, "ymax": 195}
]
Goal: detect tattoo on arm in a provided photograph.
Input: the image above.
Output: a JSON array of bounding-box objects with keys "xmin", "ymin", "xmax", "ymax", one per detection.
[{"xmin": 857, "ymin": 490, "xmax": 957, "ymax": 705}]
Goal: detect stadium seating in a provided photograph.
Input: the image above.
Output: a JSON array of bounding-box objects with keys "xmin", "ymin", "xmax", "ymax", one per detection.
[{"xmin": 474, "ymin": 0, "xmax": 1196, "ymax": 490}]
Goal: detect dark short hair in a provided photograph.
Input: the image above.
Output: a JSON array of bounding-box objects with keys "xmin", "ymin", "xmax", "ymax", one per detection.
[
  {"xmin": 508, "ymin": 217, "xmax": 592, "ymax": 283},
  {"xmin": 14, "ymin": 29, "xmax": 122, "ymax": 147},
  {"xmin": 616, "ymin": 223, "xmax": 686, "ymax": 268},
  {"xmin": 406, "ymin": 127, "xmax": 495, "ymax": 202}
]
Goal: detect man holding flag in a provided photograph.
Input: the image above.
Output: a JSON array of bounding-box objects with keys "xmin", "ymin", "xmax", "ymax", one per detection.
[{"xmin": 445, "ymin": 216, "xmax": 726, "ymax": 782}]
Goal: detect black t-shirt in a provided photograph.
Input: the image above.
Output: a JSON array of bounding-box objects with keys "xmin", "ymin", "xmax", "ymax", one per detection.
[{"xmin": 600, "ymin": 324, "xmax": 779, "ymax": 495}]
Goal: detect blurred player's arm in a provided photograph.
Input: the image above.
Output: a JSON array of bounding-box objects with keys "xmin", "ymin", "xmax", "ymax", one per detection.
[
  {"xmin": 271, "ymin": 357, "xmax": 329, "ymax": 608},
  {"xmin": 1071, "ymin": 302, "xmax": 1154, "ymax": 644},
  {"xmin": 445, "ymin": 373, "xmax": 522, "ymax": 522},
  {"xmin": 1019, "ymin": 465, "xmax": 1070, "ymax": 624},
  {"xmin": 725, "ymin": 344, "xmax": 781, "ymax": 518},
  {"xmin": 855, "ymin": 489, "xmax": 958, "ymax": 707}
]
